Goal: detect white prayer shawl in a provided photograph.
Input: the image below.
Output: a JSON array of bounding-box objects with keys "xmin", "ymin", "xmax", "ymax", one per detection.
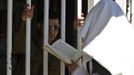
[{"xmin": 80, "ymin": 0, "xmax": 134, "ymax": 75}]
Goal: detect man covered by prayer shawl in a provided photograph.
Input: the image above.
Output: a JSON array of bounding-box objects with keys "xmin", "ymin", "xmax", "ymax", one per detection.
[{"xmin": 71, "ymin": 0, "xmax": 134, "ymax": 75}]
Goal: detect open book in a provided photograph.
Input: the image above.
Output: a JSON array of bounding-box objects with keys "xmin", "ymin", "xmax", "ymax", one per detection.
[{"xmin": 43, "ymin": 39, "xmax": 82, "ymax": 64}]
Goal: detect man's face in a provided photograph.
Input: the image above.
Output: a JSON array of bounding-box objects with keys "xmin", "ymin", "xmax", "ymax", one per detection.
[{"xmin": 49, "ymin": 19, "xmax": 59, "ymax": 44}]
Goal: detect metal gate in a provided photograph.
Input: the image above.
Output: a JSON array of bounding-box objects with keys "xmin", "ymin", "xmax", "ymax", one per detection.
[{"xmin": 0, "ymin": 0, "xmax": 94, "ymax": 75}]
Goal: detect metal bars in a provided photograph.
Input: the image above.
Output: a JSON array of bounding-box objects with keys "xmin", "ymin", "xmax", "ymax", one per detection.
[
  {"xmin": 60, "ymin": 0, "xmax": 66, "ymax": 75},
  {"xmin": 7, "ymin": 0, "xmax": 13, "ymax": 75},
  {"xmin": 6, "ymin": 0, "xmax": 83, "ymax": 75},
  {"xmin": 43, "ymin": 0, "xmax": 49, "ymax": 75},
  {"xmin": 25, "ymin": 0, "xmax": 31, "ymax": 75}
]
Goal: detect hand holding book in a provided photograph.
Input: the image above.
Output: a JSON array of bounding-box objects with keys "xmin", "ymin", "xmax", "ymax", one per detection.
[{"xmin": 43, "ymin": 39, "xmax": 82, "ymax": 64}]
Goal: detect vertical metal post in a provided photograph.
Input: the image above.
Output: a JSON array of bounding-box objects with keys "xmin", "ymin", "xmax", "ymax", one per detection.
[
  {"xmin": 25, "ymin": 0, "xmax": 31, "ymax": 75},
  {"xmin": 61, "ymin": 0, "xmax": 66, "ymax": 41},
  {"xmin": 77, "ymin": 0, "xmax": 82, "ymax": 47},
  {"xmin": 132, "ymin": 0, "xmax": 134, "ymax": 26},
  {"xmin": 77, "ymin": 0, "xmax": 82, "ymax": 65},
  {"xmin": 7, "ymin": 0, "xmax": 13, "ymax": 75},
  {"xmin": 130, "ymin": 0, "xmax": 132, "ymax": 23},
  {"xmin": 60, "ymin": 0, "xmax": 66, "ymax": 75},
  {"xmin": 88, "ymin": 0, "xmax": 94, "ymax": 12},
  {"xmin": 43, "ymin": 0, "xmax": 49, "ymax": 75}
]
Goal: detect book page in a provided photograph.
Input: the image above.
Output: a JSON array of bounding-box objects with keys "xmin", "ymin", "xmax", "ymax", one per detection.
[
  {"xmin": 44, "ymin": 44, "xmax": 72, "ymax": 64},
  {"xmin": 52, "ymin": 39, "xmax": 82, "ymax": 63}
]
